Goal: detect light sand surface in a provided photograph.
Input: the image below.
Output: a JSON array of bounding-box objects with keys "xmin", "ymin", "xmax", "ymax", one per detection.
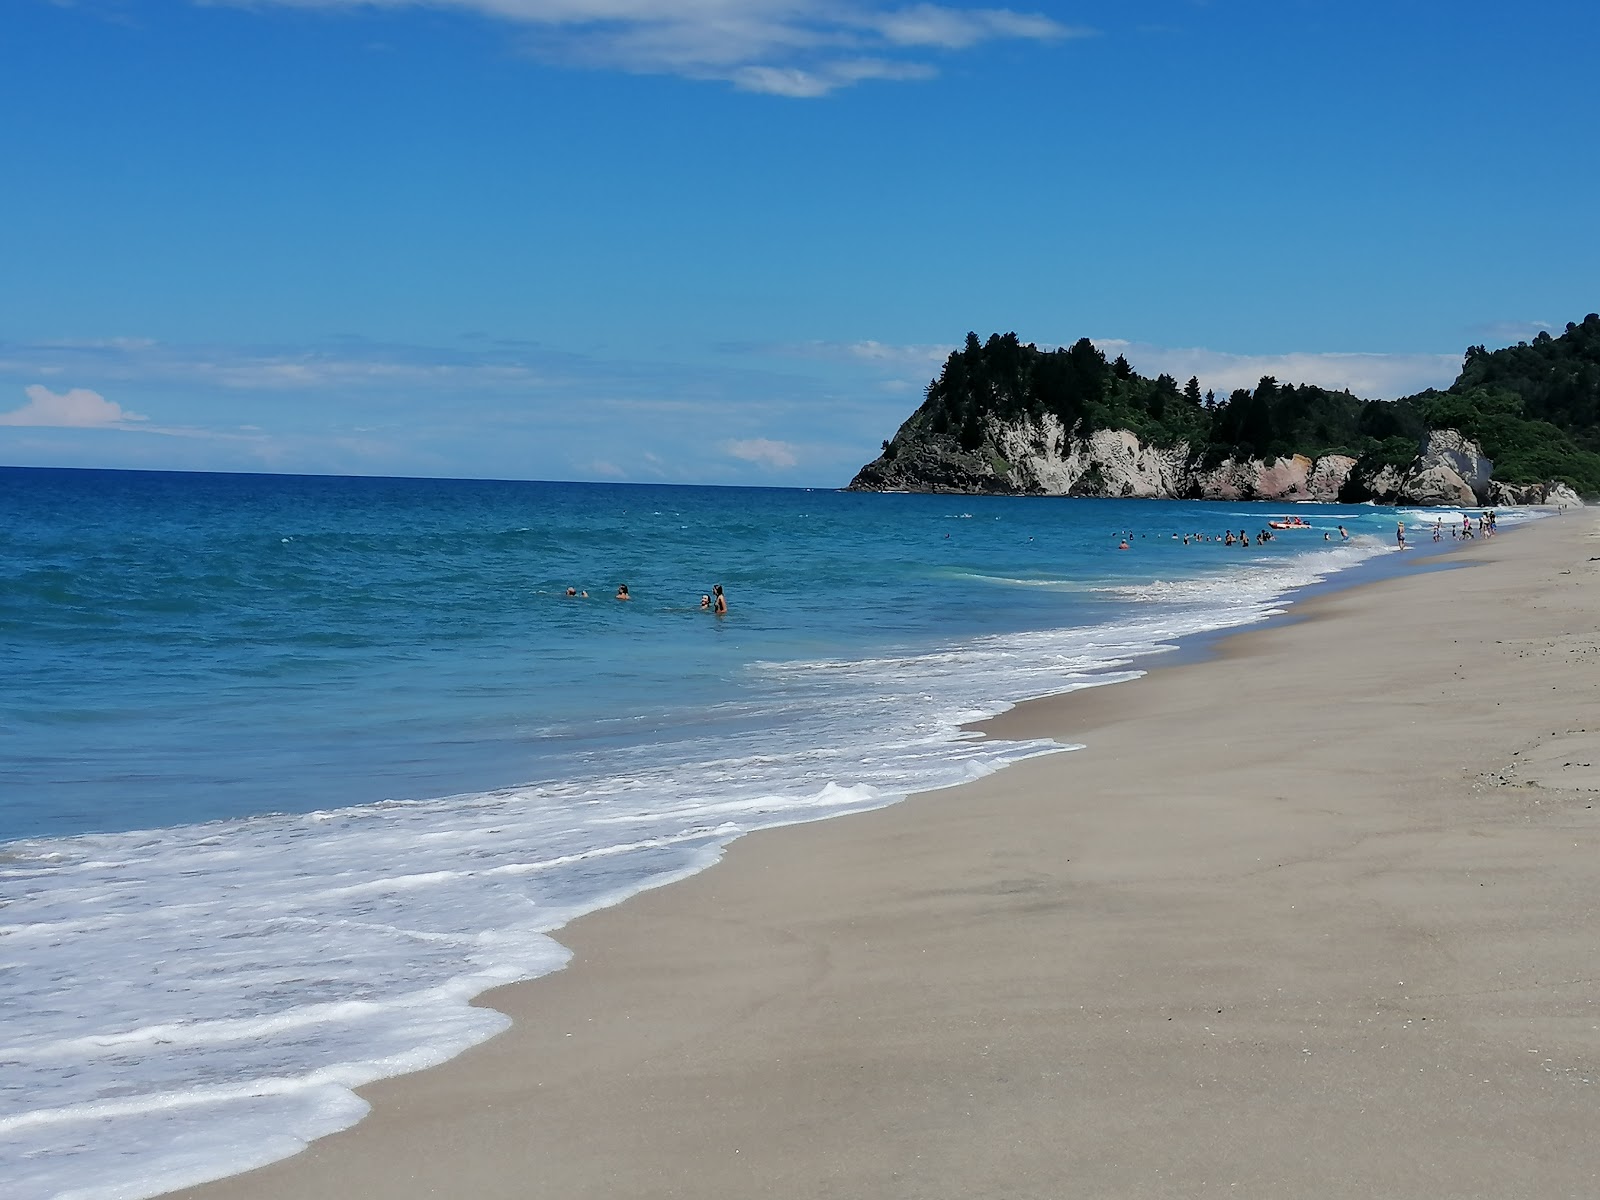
[{"xmin": 179, "ymin": 513, "xmax": 1600, "ymax": 1200}]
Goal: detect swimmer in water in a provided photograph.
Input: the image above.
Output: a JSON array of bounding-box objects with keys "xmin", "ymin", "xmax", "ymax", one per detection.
[
  {"xmin": 616, "ymin": 584, "xmax": 631, "ymax": 600},
  {"xmin": 712, "ymin": 584, "xmax": 727, "ymax": 615},
  {"xmin": 699, "ymin": 594, "xmax": 711, "ymax": 610},
  {"xmin": 1117, "ymin": 539, "xmax": 1130, "ymax": 550}
]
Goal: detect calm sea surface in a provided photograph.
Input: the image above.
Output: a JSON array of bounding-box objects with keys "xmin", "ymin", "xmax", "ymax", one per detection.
[{"xmin": 0, "ymin": 467, "xmax": 1512, "ymax": 1198}]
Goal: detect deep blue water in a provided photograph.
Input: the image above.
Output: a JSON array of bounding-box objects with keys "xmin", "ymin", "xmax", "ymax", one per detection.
[{"xmin": 3, "ymin": 466, "xmax": 1394, "ymax": 841}]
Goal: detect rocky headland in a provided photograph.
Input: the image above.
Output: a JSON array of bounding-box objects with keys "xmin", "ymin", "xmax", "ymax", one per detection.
[
  {"xmin": 848, "ymin": 319, "xmax": 1600, "ymax": 506},
  {"xmin": 850, "ymin": 420, "xmax": 1581, "ymax": 507}
]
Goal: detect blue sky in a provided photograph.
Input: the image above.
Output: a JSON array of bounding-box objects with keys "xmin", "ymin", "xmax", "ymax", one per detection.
[{"xmin": 3, "ymin": 0, "xmax": 1596, "ymax": 485}]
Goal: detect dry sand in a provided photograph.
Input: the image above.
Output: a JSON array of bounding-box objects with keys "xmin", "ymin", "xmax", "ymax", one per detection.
[{"xmin": 179, "ymin": 513, "xmax": 1600, "ymax": 1200}]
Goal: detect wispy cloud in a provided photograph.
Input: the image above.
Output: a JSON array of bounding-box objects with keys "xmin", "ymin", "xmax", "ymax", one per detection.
[
  {"xmin": 1470, "ymin": 319, "xmax": 1556, "ymax": 346},
  {"xmin": 0, "ymin": 337, "xmax": 558, "ymax": 392},
  {"xmin": 1089, "ymin": 339, "xmax": 1464, "ymax": 399},
  {"xmin": 771, "ymin": 337, "xmax": 953, "ymax": 367},
  {"xmin": 0, "ymin": 334, "xmax": 898, "ymax": 483},
  {"xmin": 216, "ymin": 1, "xmax": 1083, "ymax": 95},
  {"xmin": 0, "ymin": 335, "xmax": 901, "ymax": 416},
  {"xmin": 0, "ymin": 385, "xmax": 147, "ymax": 428},
  {"xmin": 0, "ymin": 383, "xmax": 283, "ymax": 447},
  {"xmin": 761, "ymin": 333, "xmax": 1467, "ymax": 400},
  {"xmin": 723, "ymin": 436, "xmax": 799, "ymax": 468}
]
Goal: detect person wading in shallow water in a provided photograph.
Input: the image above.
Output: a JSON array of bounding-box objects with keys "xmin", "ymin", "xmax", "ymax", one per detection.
[{"xmin": 712, "ymin": 584, "xmax": 727, "ymax": 615}]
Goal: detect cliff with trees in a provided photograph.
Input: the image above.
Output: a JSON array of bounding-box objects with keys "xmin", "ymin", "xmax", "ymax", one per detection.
[{"xmin": 848, "ymin": 315, "xmax": 1600, "ymax": 505}]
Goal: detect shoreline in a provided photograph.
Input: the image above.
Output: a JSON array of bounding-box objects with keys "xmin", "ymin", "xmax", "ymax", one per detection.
[{"xmin": 176, "ymin": 511, "xmax": 1600, "ymax": 1199}]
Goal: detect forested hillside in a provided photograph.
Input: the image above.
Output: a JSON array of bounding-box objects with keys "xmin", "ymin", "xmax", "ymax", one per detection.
[{"xmin": 1408, "ymin": 313, "xmax": 1600, "ymax": 491}]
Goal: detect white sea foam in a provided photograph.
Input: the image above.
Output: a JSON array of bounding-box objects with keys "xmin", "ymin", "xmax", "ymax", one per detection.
[
  {"xmin": 1396, "ymin": 505, "xmax": 1543, "ymax": 527},
  {"xmin": 0, "ymin": 534, "xmax": 1444, "ymax": 1199}
]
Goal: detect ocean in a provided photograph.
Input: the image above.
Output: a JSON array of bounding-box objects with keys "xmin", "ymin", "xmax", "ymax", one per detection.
[{"xmin": 0, "ymin": 467, "xmax": 1520, "ymax": 1198}]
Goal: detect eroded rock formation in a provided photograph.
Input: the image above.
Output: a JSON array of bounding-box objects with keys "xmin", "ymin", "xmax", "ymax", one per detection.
[{"xmin": 850, "ymin": 420, "xmax": 1566, "ymax": 508}]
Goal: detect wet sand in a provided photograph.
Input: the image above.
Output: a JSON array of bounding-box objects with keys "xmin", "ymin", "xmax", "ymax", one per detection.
[{"xmin": 178, "ymin": 512, "xmax": 1600, "ymax": 1200}]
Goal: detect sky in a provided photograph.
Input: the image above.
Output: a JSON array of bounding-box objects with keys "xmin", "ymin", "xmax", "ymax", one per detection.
[{"xmin": 2, "ymin": 0, "xmax": 1596, "ymax": 486}]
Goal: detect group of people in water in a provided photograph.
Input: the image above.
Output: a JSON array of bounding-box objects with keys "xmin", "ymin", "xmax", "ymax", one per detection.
[
  {"xmin": 565, "ymin": 582, "xmax": 726, "ymax": 613},
  {"xmin": 1399, "ymin": 512, "xmax": 1497, "ymax": 548},
  {"xmin": 1116, "ymin": 523, "xmax": 1352, "ymax": 550},
  {"xmin": 1118, "ymin": 511, "xmax": 1500, "ymax": 553}
]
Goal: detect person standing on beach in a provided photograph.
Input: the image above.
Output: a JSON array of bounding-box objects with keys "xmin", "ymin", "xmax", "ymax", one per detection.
[
  {"xmin": 1396, "ymin": 521, "xmax": 1406, "ymax": 549},
  {"xmin": 712, "ymin": 584, "xmax": 727, "ymax": 615}
]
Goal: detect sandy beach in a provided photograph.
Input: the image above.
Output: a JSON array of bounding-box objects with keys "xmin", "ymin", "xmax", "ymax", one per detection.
[{"xmin": 178, "ymin": 512, "xmax": 1600, "ymax": 1200}]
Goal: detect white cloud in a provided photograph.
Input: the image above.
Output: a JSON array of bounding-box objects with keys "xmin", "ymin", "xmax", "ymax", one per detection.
[
  {"xmin": 216, "ymin": 1, "xmax": 1079, "ymax": 95},
  {"xmin": 1471, "ymin": 319, "xmax": 1556, "ymax": 346},
  {"xmin": 731, "ymin": 57, "xmax": 935, "ymax": 97},
  {"xmin": 39, "ymin": 337, "xmax": 158, "ymax": 351},
  {"xmin": 767, "ymin": 333, "xmax": 1466, "ymax": 400},
  {"xmin": 0, "ymin": 385, "xmax": 148, "ymax": 428},
  {"xmin": 0, "ymin": 338, "xmax": 558, "ymax": 393},
  {"xmin": 1089, "ymin": 340, "xmax": 1463, "ymax": 400},
  {"xmin": 869, "ymin": 5, "xmax": 1074, "ymax": 48},
  {"xmin": 723, "ymin": 436, "xmax": 799, "ymax": 468},
  {"xmin": 770, "ymin": 338, "xmax": 953, "ymax": 366}
]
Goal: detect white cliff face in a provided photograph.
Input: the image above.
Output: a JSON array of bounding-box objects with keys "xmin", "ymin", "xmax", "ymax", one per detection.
[
  {"xmin": 1189, "ymin": 457, "xmax": 1260, "ymax": 501},
  {"xmin": 1486, "ymin": 480, "xmax": 1543, "ymax": 505},
  {"xmin": 988, "ymin": 413, "xmax": 1073, "ymax": 492},
  {"xmin": 1189, "ymin": 453, "xmax": 1351, "ymax": 502},
  {"xmin": 990, "ymin": 419, "xmax": 1193, "ymax": 497},
  {"xmin": 1488, "ymin": 479, "xmax": 1587, "ymax": 507},
  {"xmin": 1399, "ymin": 464, "xmax": 1477, "ymax": 506},
  {"xmin": 1547, "ymin": 483, "xmax": 1585, "ymax": 507},
  {"xmin": 1418, "ymin": 430, "xmax": 1493, "ymax": 499},
  {"xmin": 852, "ymin": 419, "xmax": 1580, "ymax": 507},
  {"xmin": 1359, "ymin": 433, "xmax": 1487, "ymax": 506},
  {"xmin": 1307, "ymin": 455, "xmax": 1358, "ymax": 501},
  {"xmin": 985, "ymin": 418, "xmax": 1356, "ymax": 502},
  {"xmin": 1361, "ymin": 464, "xmax": 1406, "ymax": 503}
]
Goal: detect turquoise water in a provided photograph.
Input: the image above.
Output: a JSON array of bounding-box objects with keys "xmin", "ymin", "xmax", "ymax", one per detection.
[{"xmin": 0, "ymin": 466, "xmax": 1499, "ymax": 1198}]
